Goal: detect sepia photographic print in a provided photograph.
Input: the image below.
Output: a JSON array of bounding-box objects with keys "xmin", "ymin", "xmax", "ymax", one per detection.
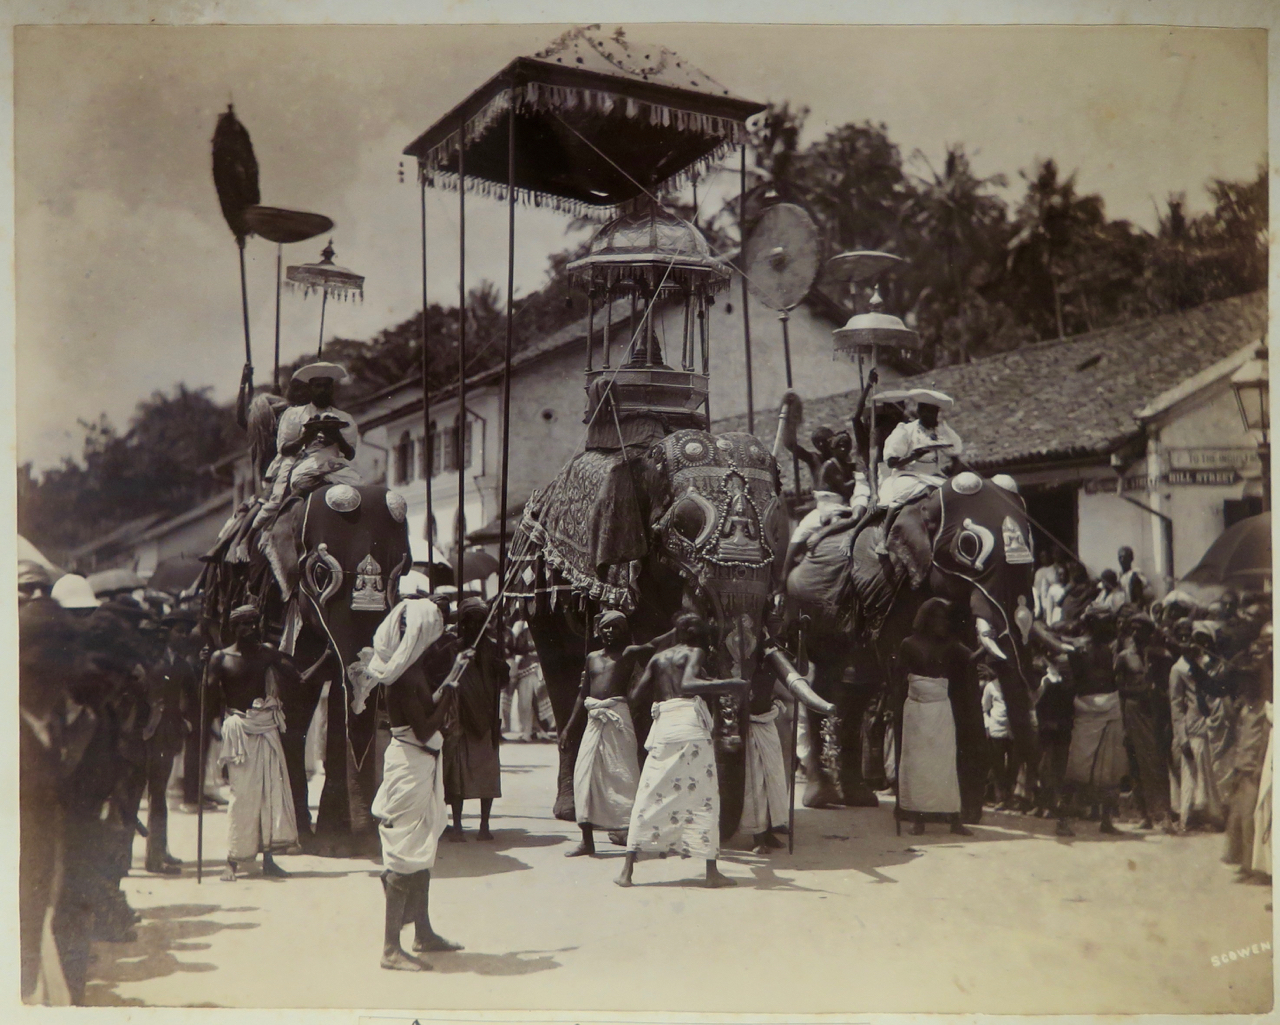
[{"xmin": 8, "ymin": 2, "xmax": 1277, "ymax": 1020}]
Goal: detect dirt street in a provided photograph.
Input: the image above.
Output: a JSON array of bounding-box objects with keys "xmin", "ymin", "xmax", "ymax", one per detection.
[{"xmin": 86, "ymin": 744, "xmax": 1272, "ymax": 1014}]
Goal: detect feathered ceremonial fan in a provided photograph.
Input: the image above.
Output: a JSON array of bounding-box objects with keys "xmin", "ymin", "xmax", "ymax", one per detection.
[{"xmin": 212, "ymin": 104, "xmax": 261, "ymax": 247}]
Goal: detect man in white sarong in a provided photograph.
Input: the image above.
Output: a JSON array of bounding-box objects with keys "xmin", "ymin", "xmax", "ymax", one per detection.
[
  {"xmin": 742, "ymin": 697, "xmax": 790, "ymax": 853},
  {"xmin": 616, "ymin": 613, "xmax": 747, "ymax": 889},
  {"xmin": 564, "ymin": 611, "xmax": 676, "ymax": 858},
  {"xmin": 207, "ymin": 605, "xmax": 298, "ymax": 881},
  {"xmin": 359, "ymin": 592, "xmax": 464, "ymax": 971},
  {"xmin": 1169, "ymin": 623, "xmax": 1229, "ymax": 832},
  {"xmin": 895, "ymin": 598, "xmax": 973, "ymax": 837}
]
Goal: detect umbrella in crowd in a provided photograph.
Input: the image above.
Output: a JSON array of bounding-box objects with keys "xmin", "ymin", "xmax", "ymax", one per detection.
[
  {"xmin": 19, "ymin": 535, "xmax": 64, "ymax": 581},
  {"xmin": 1182, "ymin": 512, "xmax": 1271, "ymax": 592},
  {"xmin": 87, "ymin": 567, "xmax": 144, "ymax": 597},
  {"xmin": 146, "ymin": 556, "xmax": 205, "ymax": 596},
  {"xmin": 452, "ymin": 548, "xmax": 500, "ymax": 584}
]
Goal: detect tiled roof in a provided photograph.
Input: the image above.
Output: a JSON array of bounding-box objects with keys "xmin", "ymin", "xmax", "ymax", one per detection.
[{"xmin": 717, "ymin": 291, "xmax": 1267, "ymax": 472}]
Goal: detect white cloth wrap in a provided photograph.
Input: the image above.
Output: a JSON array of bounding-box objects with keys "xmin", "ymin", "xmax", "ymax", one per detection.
[
  {"xmin": 572, "ymin": 696, "xmax": 640, "ymax": 830},
  {"xmin": 218, "ymin": 698, "xmax": 298, "ymax": 860},
  {"xmin": 898, "ymin": 674, "xmax": 961, "ymax": 814},
  {"xmin": 372, "ymin": 725, "xmax": 447, "ymax": 873},
  {"xmin": 743, "ymin": 700, "xmax": 789, "ymax": 832},
  {"xmin": 350, "ymin": 599, "xmax": 444, "ymax": 714},
  {"xmin": 626, "ymin": 697, "xmax": 719, "ymax": 858}
]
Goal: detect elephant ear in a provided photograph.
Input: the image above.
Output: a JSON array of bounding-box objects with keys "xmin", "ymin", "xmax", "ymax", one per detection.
[{"xmin": 885, "ymin": 499, "xmax": 935, "ymax": 589}]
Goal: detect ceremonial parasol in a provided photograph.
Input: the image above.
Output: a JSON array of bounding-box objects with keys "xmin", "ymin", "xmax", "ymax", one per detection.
[
  {"xmin": 286, "ymin": 240, "xmax": 365, "ymax": 357},
  {"xmin": 404, "ymin": 23, "xmax": 765, "ymax": 599},
  {"xmin": 244, "ymin": 206, "xmax": 335, "ymax": 390}
]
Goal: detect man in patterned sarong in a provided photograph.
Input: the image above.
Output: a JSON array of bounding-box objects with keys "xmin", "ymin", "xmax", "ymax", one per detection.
[{"xmin": 615, "ymin": 613, "xmax": 747, "ymax": 889}]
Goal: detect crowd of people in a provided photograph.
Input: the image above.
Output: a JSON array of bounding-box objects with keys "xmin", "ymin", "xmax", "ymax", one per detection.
[
  {"xmin": 979, "ymin": 543, "xmax": 1272, "ymax": 875},
  {"xmin": 18, "ymin": 560, "xmax": 212, "ymax": 1004}
]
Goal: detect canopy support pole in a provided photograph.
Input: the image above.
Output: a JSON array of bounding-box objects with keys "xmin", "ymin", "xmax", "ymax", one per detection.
[
  {"xmin": 317, "ymin": 290, "xmax": 327, "ymax": 358},
  {"xmin": 456, "ymin": 122, "xmax": 468, "ymax": 587},
  {"xmin": 498, "ymin": 88, "xmax": 517, "ymax": 653},
  {"xmin": 781, "ymin": 309, "xmax": 799, "ymax": 496},
  {"xmin": 421, "ymin": 172, "xmax": 434, "ymax": 591},
  {"xmin": 739, "ymin": 144, "xmax": 754, "ymax": 435}
]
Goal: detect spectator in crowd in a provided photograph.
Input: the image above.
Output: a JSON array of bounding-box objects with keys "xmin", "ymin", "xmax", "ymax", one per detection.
[
  {"xmin": 1169, "ymin": 623, "xmax": 1230, "ymax": 833},
  {"xmin": 1060, "ymin": 562, "xmax": 1096, "ymax": 624},
  {"xmin": 1115, "ymin": 614, "xmax": 1173, "ymax": 832},
  {"xmin": 1091, "ymin": 569, "xmax": 1128, "ymax": 614},
  {"xmin": 1033, "ymin": 548, "xmax": 1062, "ymax": 621},
  {"xmin": 980, "ymin": 664, "xmax": 1014, "ymax": 809}
]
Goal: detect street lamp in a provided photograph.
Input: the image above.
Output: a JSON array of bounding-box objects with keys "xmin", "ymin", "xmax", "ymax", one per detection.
[{"xmin": 1231, "ymin": 342, "xmax": 1270, "ymax": 510}]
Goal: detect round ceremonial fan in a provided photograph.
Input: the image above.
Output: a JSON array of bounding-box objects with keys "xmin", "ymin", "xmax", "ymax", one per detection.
[
  {"xmin": 244, "ymin": 206, "xmax": 334, "ymax": 245},
  {"xmin": 742, "ymin": 203, "xmax": 822, "ymax": 312}
]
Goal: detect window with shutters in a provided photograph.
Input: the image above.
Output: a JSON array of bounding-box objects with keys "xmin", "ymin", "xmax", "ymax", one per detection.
[
  {"xmin": 428, "ymin": 418, "xmax": 472, "ymax": 476},
  {"xmin": 393, "ymin": 430, "xmax": 414, "ymax": 485}
]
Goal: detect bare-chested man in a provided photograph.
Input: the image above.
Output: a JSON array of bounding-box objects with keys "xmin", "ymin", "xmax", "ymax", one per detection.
[
  {"xmin": 564, "ymin": 612, "xmax": 676, "ymax": 858},
  {"xmin": 616, "ymin": 612, "xmax": 748, "ymax": 889},
  {"xmin": 207, "ymin": 605, "xmax": 297, "ymax": 881}
]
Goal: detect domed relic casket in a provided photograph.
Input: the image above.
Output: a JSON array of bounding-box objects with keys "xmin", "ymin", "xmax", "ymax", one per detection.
[{"xmin": 568, "ymin": 201, "xmax": 730, "ymax": 448}]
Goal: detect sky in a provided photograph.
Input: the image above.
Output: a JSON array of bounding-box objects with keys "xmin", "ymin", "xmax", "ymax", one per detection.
[{"xmin": 15, "ymin": 22, "xmax": 1267, "ymax": 470}]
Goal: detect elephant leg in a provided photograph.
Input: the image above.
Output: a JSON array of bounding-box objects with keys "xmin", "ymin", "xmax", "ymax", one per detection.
[
  {"xmin": 554, "ymin": 712, "xmax": 587, "ymax": 823},
  {"xmin": 838, "ymin": 681, "xmax": 879, "ymax": 807},
  {"xmin": 802, "ymin": 652, "xmax": 844, "ymax": 809},
  {"xmin": 315, "ymin": 676, "xmax": 352, "ymax": 851},
  {"xmin": 1001, "ymin": 670, "xmax": 1041, "ymax": 809},
  {"xmin": 281, "ymin": 664, "xmax": 325, "ymax": 841}
]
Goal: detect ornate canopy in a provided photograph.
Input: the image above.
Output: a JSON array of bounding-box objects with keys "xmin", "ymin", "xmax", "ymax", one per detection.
[{"xmin": 402, "ymin": 25, "xmax": 765, "ymax": 214}]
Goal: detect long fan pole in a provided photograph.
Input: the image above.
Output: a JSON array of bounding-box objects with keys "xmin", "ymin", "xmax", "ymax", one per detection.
[
  {"xmin": 196, "ymin": 661, "xmax": 208, "ymax": 883},
  {"xmin": 781, "ymin": 309, "xmax": 800, "ymax": 495},
  {"xmin": 238, "ymin": 241, "xmax": 253, "ymax": 369},
  {"xmin": 456, "ymin": 123, "xmax": 468, "ymax": 588},
  {"xmin": 739, "ymin": 145, "xmax": 754, "ymax": 435},
  {"xmin": 273, "ymin": 244, "xmax": 282, "ymax": 392},
  {"xmin": 498, "ymin": 90, "xmax": 517, "ymax": 652},
  {"xmin": 421, "ymin": 176, "xmax": 435, "ymax": 590}
]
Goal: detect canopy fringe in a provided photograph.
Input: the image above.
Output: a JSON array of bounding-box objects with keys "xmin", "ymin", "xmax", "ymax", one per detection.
[{"xmin": 414, "ymin": 82, "xmax": 744, "ymax": 210}]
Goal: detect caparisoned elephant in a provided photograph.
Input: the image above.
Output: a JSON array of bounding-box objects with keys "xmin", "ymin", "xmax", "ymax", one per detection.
[
  {"xmin": 508, "ymin": 427, "xmax": 801, "ymax": 839},
  {"xmin": 785, "ymin": 472, "xmax": 1040, "ymax": 822},
  {"xmin": 201, "ymin": 481, "xmax": 411, "ymax": 856}
]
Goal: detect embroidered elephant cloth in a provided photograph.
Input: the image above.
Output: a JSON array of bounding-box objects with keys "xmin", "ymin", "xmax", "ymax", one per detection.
[
  {"xmin": 626, "ymin": 697, "xmax": 719, "ymax": 858},
  {"xmin": 898, "ymin": 674, "xmax": 961, "ymax": 815},
  {"xmin": 218, "ymin": 699, "xmax": 298, "ymax": 860},
  {"xmin": 572, "ymin": 697, "xmax": 640, "ymax": 830},
  {"xmin": 742, "ymin": 700, "xmax": 789, "ymax": 832},
  {"xmin": 372, "ymin": 727, "xmax": 447, "ymax": 874}
]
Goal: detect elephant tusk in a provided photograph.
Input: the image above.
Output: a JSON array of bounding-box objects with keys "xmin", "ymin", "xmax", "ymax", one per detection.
[
  {"xmin": 975, "ymin": 617, "xmax": 1008, "ymax": 661},
  {"xmin": 786, "ymin": 673, "xmax": 836, "ymax": 716}
]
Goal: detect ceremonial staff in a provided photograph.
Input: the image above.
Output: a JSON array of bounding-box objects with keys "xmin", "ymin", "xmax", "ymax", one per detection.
[{"xmin": 212, "ymin": 106, "xmax": 260, "ymax": 397}]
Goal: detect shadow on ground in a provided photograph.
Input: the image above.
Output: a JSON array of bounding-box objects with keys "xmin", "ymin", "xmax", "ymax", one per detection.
[
  {"xmin": 83, "ymin": 903, "xmax": 259, "ymax": 1006},
  {"xmin": 432, "ymin": 828, "xmax": 568, "ymax": 880},
  {"xmin": 427, "ymin": 945, "xmax": 577, "ymax": 976}
]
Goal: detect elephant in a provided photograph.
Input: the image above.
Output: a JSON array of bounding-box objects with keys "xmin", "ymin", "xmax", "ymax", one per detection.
[
  {"xmin": 508, "ymin": 426, "xmax": 807, "ymax": 839},
  {"xmin": 199, "ymin": 480, "xmax": 411, "ymax": 857},
  {"xmin": 784, "ymin": 470, "xmax": 1040, "ymax": 822}
]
